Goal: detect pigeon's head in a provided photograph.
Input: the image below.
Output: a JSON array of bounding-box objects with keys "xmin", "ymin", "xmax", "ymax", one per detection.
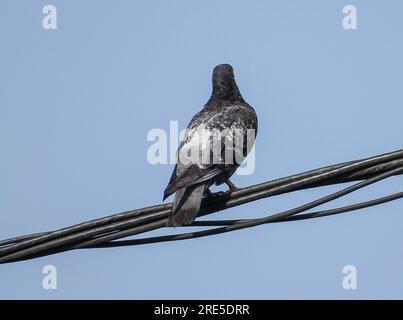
[{"xmin": 211, "ymin": 64, "xmax": 242, "ymax": 101}]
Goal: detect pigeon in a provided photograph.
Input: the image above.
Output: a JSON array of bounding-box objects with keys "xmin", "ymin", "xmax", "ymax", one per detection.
[{"xmin": 163, "ymin": 64, "xmax": 258, "ymax": 226}]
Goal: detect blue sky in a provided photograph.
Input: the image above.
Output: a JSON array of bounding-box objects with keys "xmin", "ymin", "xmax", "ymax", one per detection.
[{"xmin": 0, "ymin": 0, "xmax": 402, "ymax": 299}]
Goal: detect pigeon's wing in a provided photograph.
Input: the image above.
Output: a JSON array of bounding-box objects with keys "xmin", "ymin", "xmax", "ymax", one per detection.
[
  {"xmin": 164, "ymin": 104, "xmax": 257, "ymax": 199},
  {"xmin": 163, "ymin": 132, "xmax": 224, "ymax": 199}
]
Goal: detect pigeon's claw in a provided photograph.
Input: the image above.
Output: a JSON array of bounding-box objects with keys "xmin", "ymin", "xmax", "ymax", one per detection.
[{"xmin": 225, "ymin": 179, "xmax": 240, "ymax": 192}]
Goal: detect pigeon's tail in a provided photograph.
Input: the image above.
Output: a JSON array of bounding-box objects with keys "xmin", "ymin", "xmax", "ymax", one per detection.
[{"xmin": 167, "ymin": 184, "xmax": 206, "ymax": 227}]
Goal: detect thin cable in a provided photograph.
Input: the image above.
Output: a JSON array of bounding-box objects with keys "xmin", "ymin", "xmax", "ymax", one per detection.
[
  {"xmin": 1, "ymin": 157, "xmax": 400, "ymax": 262},
  {"xmin": 86, "ymin": 191, "xmax": 403, "ymax": 247},
  {"xmin": 0, "ymin": 150, "xmax": 402, "ymax": 263},
  {"xmin": 3, "ymin": 165, "xmax": 401, "ymax": 265},
  {"xmin": 2, "ymin": 150, "xmax": 401, "ymax": 253},
  {"xmin": 189, "ymin": 191, "xmax": 403, "ymax": 226},
  {"xmin": 80, "ymin": 166, "xmax": 403, "ymax": 249},
  {"xmin": 2, "ymin": 149, "xmax": 402, "ymax": 252}
]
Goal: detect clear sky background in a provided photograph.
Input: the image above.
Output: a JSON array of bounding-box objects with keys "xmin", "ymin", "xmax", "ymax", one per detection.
[{"xmin": 0, "ymin": 0, "xmax": 402, "ymax": 299}]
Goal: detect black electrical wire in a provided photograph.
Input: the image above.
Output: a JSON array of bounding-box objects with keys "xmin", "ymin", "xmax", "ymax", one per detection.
[
  {"xmin": 86, "ymin": 191, "xmax": 403, "ymax": 247},
  {"xmin": 78, "ymin": 166, "xmax": 403, "ymax": 248},
  {"xmin": 0, "ymin": 149, "xmax": 402, "ymax": 264},
  {"xmin": 1, "ymin": 150, "xmax": 402, "ymax": 259},
  {"xmin": 6, "ymin": 167, "xmax": 402, "ymax": 264},
  {"xmin": 1, "ymin": 149, "xmax": 402, "ymax": 252}
]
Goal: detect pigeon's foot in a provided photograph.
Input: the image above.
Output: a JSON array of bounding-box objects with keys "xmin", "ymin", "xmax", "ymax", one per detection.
[{"xmin": 225, "ymin": 179, "xmax": 240, "ymax": 192}]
